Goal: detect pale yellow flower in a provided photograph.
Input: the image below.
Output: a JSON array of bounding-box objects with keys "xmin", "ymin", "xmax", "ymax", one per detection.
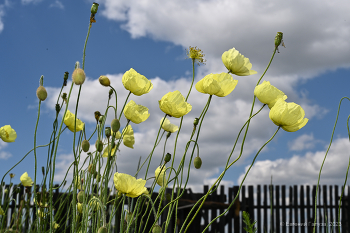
[
  {"xmin": 155, "ymin": 166, "xmax": 166, "ymax": 187},
  {"xmin": 0, "ymin": 206, "xmax": 4, "ymax": 215},
  {"xmin": 54, "ymin": 222, "xmax": 60, "ymax": 229},
  {"xmin": 195, "ymin": 73, "xmax": 238, "ymax": 97},
  {"xmin": 77, "ymin": 203, "xmax": 83, "ymax": 213},
  {"xmin": 222, "ymin": 48, "xmax": 257, "ymax": 76},
  {"xmin": 160, "ymin": 117, "xmax": 178, "ymax": 133},
  {"xmin": 269, "ymin": 99, "xmax": 308, "ymax": 132},
  {"xmin": 0, "ymin": 125, "xmax": 17, "ymax": 142},
  {"xmin": 64, "ymin": 110, "xmax": 85, "ymax": 132},
  {"xmin": 20, "ymin": 172, "xmax": 33, "ymax": 187},
  {"xmin": 111, "ymin": 130, "xmax": 121, "ymax": 139},
  {"xmin": 254, "ymin": 81, "xmax": 287, "ymax": 109},
  {"xmin": 158, "ymin": 90, "xmax": 192, "ymax": 118},
  {"xmin": 74, "ymin": 175, "xmax": 83, "ymax": 190},
  {"xmin": 113, "ymin": 172, "xmax": 148, "ymax": 198},
  {"xmin": 122, "ymin": 125, "xmax": 135, "ymax": 149},
  {"xmin": 122, "ymin": 68, "xmax": 153, "ymax": 96},
  {"xmin": 102, "ymin": 144, "xmax": 117, "ymax": 157},
  {"xmin": 123, "ymin": 100, "xmax": 150, "ymax": 124}
]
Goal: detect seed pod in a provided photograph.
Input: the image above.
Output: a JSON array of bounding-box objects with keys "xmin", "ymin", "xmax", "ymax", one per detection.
[
  {"xmin": 193, "ymin": 118, "xmax": 199, "ymax": 126},
  {"xmin": 91, "ymin": 2, "xmax": 99, "ymax": 14},
  {"xmin": 81, "ymin": 140, "xmax": 90, "ymax": 152},
  {"xmin": 194, "ymin": 157, "xmax": 202, "ymax": 169}
]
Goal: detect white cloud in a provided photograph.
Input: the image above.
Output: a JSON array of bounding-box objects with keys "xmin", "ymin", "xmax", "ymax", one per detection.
[
  {"xmin": 238, "ymin": 137, "xmax": 350, "ymax": 186},
  {"xmin": 288, "ymin": 133, "xmax": 323, "ymax": 151},
  {"xmin": 101, "ymin": 0, "xmax": 350, "ymax": 79},
  {"xmin": 49, "ymin": 0, "xmax": 64, "ymax": 10},
  {"xmin": 44, "ymin": 73, "xmax": 326, "ymax": 189},
  {"xmin": 21, "ymin": 0, "xmax": 42, "ymax": 4},
  {"xmin": 0, "ymin": 4, "xmax": 6, "ymax": 33},
  {"xmin": 0, "ymin": 141, "xmax": 12, "ymax": 160}
]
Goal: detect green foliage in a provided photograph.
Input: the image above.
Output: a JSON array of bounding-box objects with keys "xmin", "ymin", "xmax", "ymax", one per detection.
[{"xmin": 243, "ymin": 211, "xmax": 257, "ymax": 233}]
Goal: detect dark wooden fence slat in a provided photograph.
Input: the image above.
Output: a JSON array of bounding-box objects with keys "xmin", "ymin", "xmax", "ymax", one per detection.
[
  {"xmin": 281, "ymin": 185, "xmax": 286, "ymax": 233},
  {"xmin": 275, "ymin": 185, "xmax": 280, "ymax": 233},
  {"xmin": 300, "ymin": 185, "xmax": 305, "ymax": 233},
  {"xmin": 257, "ymin": 185, "xmax": 261, "ymax": 233},
  {"xmin": 263, "ymin": 185, "xmax": 268, "ymax": 232}
]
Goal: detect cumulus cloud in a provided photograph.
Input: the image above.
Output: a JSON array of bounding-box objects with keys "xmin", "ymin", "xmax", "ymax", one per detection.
[
  {"xmin": 49, "ymin": 0, "xmax": 64, "ymax": 10},
  {"xmin": 21, "ymin": 0, "xmax": 42, "ymax": 4},
  {"xmin": 238, "ymin": 138, "xmax": 350, "ymax": 185},
  {"xmin": 100, "ymin": 0, "xmax": 350, "ymax": 78},
  {"xmin": 288, "ymin": 133, "xmax": 323, "ymax": 151},
  {"xmin": 44, "ymin": 72, "xmax": 326, "ymax": 189},
  {"xmin": 0, "ymin": 141, "xmax": 12, "ymax": 160}
]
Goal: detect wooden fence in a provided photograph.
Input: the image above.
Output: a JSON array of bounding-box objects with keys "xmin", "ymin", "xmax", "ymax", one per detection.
[{"xmin": 1, "ymin": 184, "xmax": 349, "ymax": 232}]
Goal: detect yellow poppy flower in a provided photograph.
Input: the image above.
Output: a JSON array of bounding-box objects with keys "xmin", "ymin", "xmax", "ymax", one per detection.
[
  {"xmin": 160, "ymin": 117, "xmax": 178, "ymax": 133},
  {"xmin": 158, "ymin": 90, "xmax": 192, "ymax": 118},
  {"xmin": 222, "ymin": 48, "xmax": 257, "ymax": 76},
  {"xmin": 254, "ymin": 81, "xmax": 287, "ymax": 109},
  {"xmin": 269, "ymin": 99, "xmax": 308, "ymax": 132},
  {"xmin": 195, "ymin": 73, "xmax": 238, "ymax": 97},
  {"xmin": 77, "ymin": 203, "xmax": 83, "ymax": 213},
  {"xmin": 20, "ymin": 172, "xmax": 33, "ymax": 187},
  {"xmin": 102, "ymin": 144, "xmax": 117, "ymax": 157},
  {"xmin": 64, "ymin": 110, "xmax": 85, "ymax": 132},
  {"xmin": 111, "ymin": 130, "xmax": 121, "ymax": 139},
  {"xmin": 113, "ymin": 172, "xmax": 148, "ymax": 198},
  {"xmin": 123, "ymin": 100, "xmax": 150, "ymax": 124},
  {"xmin": 155, "ymin": 166, "xmax": 166, "ymax": 187},
  {"xmin": 0, "ymin": 125, "xmax": 17, "ymax": 142},
  {"xmin": 122, "ymin": 125, "xmax": 135, "ymax": 149},
  {"xmin": 122, "ymin": 68, "xmax": 153, "ymax": 96}
]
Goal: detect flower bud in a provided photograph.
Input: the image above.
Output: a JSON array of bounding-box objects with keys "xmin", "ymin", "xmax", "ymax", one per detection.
[
  {"xmin": 152, "ymin": 225, "xmax": 162, "ymax": 233},
  {"xmin": 95, "ymin": 140, "xmax": 103, "ymax": 152},
  {"xmin": 193, "ymin": 118, "xmax": 199, "ymax": 126},
  {"xmin": 77, "ymin": 191, "xmax": 85, "ymax": 203},
  {"xmin": 275, "ymin": 32, "xmax": 283, "ymax": 48},
  {"xmin": 72, "ymin": 68, "xmax": 86, "ymax": 85},
  {"xmin": 194, "ymin": 157, "xmax": 202, "ymax": 169},
  {"xmin": 61, "ymin": 93, "xmax": 67, "ymax": 101},
  {"xmin": 55, "ymin": 104, "xmax": 61, "ymax": 114},
  {"xmin": 91, "ymin": 2, "xmax": 99, "ymax": 14},
  {"xmin": 81, "ymin": 140, "xmax": 90, "ymax": 152},
  {"xmin": 99, "ymin": 75, "xmax": 111, "ymax": 87},
  {"xmin": 111, "ymin": 119, "xmax": 120, "ymax": 132},
  {"xmin": 164, "ymin": 153, "xmax": 171, "ymax": 163},
  {"xmin": 4, "ymin": 189, "xmax": 8, "ymax": 194},
  {"xmin": 63, "ymin": 71, "xmax": 69, "ymax": 86},
  {"xmin": 105, "ymin": 127, "xmax": 111, "ymax": 138},
  {"xmin": 94, "ymin": 111, "xmax": 101, "ymax": 123},
  {"xmin": 99, "ymin": 115, "xmax": 105, "ymax": 124},
  {"xmin": 88, "ymin": 164, "xmax": 96, "ymax": 174},
  {"xmin": 98, "ymin": 226, "xmax": 107, "ymax": 233},
  {"xmin": 109, "ymin": 89, "xmax": 113, "ymax": 99},
  {"xmin": 9, "ymin": 173, "xmax": 15, "ymax": 178},
  {"xmin": 36, "ymin": 86, "xmax": 47, "ymax": 101}
]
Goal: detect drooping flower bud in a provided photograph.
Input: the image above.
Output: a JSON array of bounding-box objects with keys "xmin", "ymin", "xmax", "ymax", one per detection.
[
  {"xmin": 99, "ymin": 115, "xmax": 105, "ymax": 124},
  {"xmin": 111, "ymin": 119, "xmax": 120, "ymax": 132},
  {"xmin": 99, "ymin": 75, "xmax": 111, "ymax": 87},
  {"xmin": 63, "ymin": 71, "xmax": 69, "ymax": 86},
  {"xmin": 95, "ymin": 140, "xmax": 103, "ymax": 152},
  {"xmin": 94, "ymin": 111, "xmax": 101, "ymax": 123},
  {"xmin": 152, "ymin": 225, "xmax": 162, "ymax": 233},
  {"xmin": 275, "ymin": 32, "xmax": 283, "ymax": 48},
  {"xmin": 72, "ymin": 68, "xmax": 86, "ymax": 85},
  {"xmin": 164, "ymin": 153, "xmax": 171, "ymax": 163},
  {"xmin": 109, "ymin": 89, "xmax": 113, "ymax": 99},
  {"xmin": 105, "ymin": 127, "xmax": 111, "ymax": 138},
  {"xmin": 36, "ymin": 86, "xmax": 47, "ymax": 101},
  {"xmin": 194, "ymin": 157, "xmax": 202, "ymax": 169},
  {"xmin": 81, "ymin": 140, "xmax": 90, "ymax": 152}
]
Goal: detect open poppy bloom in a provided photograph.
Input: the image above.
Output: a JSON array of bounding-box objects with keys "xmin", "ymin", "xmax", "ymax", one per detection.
[
  {"xmin": 20, "ymin": 172, "xmax": 33, "ymax": 187},
  {"xmin": 122, "ymin": 68, "xmax": 153, "ymax": 96},
  {"xmin": 195, "ymin": 73, "xmax": 238, "ymax": 97},
  {"xmin": 113, "ymin": 172, "xmax": 148, "ymax": 198},
  {"xmin": 0, "ymin": 125, "xmax": 17, "ymax": 142},
  {"xmin": 122, "ymin": 125, "xmax": 135, "ymax": 149},
  {"xmin": 123, "ymin": 100, "xmax": 150, "ymax": 124},
  {"xmin": 160, "ymin": 117, "xmax": 178, "ymax": 133},
  {"xmin": 222, "ymin": 47, "xmax": 257, "ymax": 76},
  {"xmin": 64, "ymin": 110, "xmax": 85, "ymax": 132},
  {"xmin": 254, "ymin": 81, "xmax": 287, "ymax": 109},
  {"xmin": 158, "ymin": 90, "xmax": 192, "ymax": 118},
  {"xmin": 269, "ymin": 99, "xmax": 308, "ymax": 132}
]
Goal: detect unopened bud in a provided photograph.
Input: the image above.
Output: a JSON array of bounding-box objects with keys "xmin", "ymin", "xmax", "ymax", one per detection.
[
  {"xmin": 55, "ymin": 104, "xmax": 60, "ymax": 114},
  {"xmin": 94, "ymin": 111, "xmax": 101, "ymax": 123},
  {"xmin": 77, "ymin": 191, "xmax": 85, "ymax": 203},
  {"xmin": 99, "ymin": 115, "xmax": 105, "ymax": 124},
  {"xmin": 95, "ymin": 140, "xmax": 103, "ymax": 152},
  {"xmin": 63, "ymin": 71, "xmax": 69, "ymax": 86},
  {"xmin": 61, "ymin": 93, "xmax": 67, "ymax": 101},
  {"xmin": 275, "ymin": 32, "xmax": 283, "ymax": 47},
  {"xmin": 99, "ymin": 75, "xmax": 111, "ymax": 87},
  {"xmin": 164, "ymin": 153, "xmax": 171, "ymax": 163},
  {"xmin": 152, "ymin": 225, "xmax": 162, "ymax": 233},
  {"xmin": 36, "ymin": 86, "xmax": 47, "ymax": 101},
  {"xmin": 105, "ymin": 127, "xmax": 111, "ymax": 138},
  {"xmin": 91, "ymin": 2, "xmax": 99, "ymax": 14},
  {"xmin": 111, "ymin": 119, "xmax": 120, "ymax": 132},
  {"xmin": 98, "ymin": 226, "xmax": 107, "ymax": 233},
  {"xmin": 9, "ymin": 173, "xmax": 15, "ymax": 178},
  {"xmin": 81, "ymin": 140, "xmax": 90, "ymax": 152},
  {"xmin": 72, "ymin": 68, "xmax": 86, "ymax": 85},
  {"xmin": 193, "ymin": 118, "xmax": 199, "ymax": 126},
  {"xmin": 109, "ymin": 89, "xmax": 113, "ymax": 99},
  {"xmin": 194, "ymin": 157, "xmax": 202, "ymax": 169},
  {"xmin": 88, "ymin": 164, "xmax": 96, "ymax": 174}
]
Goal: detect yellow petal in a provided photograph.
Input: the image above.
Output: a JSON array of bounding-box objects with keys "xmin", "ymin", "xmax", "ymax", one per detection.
[
  {"xmin": 122, "ymin": 68, "xmax": 153, "ymax": 96},
  {"xmin": 254, "ymin": 81, "xmax": 287, "ymax": 109},
  {"xmin": 64, "ymin": 110, "xmax": 85, "ymax": 132},
  {"xmin": 122, "ymin": 125, "xmax": 135, "ymax": 149},
  {"xmin": 195, "ymin": 73, "xmax": 238, "ymax": 97},
  {"xmin": 160, "ymin": 117, "xmax": 178, "ymax": 133},
  {"xmin": 158, "ymin": 90, "xmax": 192, "ymax": 118},
  {"xmin": 0, "ymin": 125, "xmax": 17, "ymax": 142},
  {"xmin": 102, "ymin": 144, "xmax": 117, "ymax": 157},
  {"xmin": 222, "ymin": 48, "xmax": 257, "ymax": 76},
  {"xmin": 113, "ymin": 172, "xmax": 147, "ymax": 198},
  {"xmin": 123, "ymin": 100, "xmax": 150, "ymax": 124},
  {"xmin": 269, "ymin": 99, "xmax": 308, "ymax": 132},
  {"xmin": 20, "ymin": 172, "xmax": 33, "ymax": 187},
  {"xmin": 155, "ymin": 166, "xmax": 166, "ymax": 187}
]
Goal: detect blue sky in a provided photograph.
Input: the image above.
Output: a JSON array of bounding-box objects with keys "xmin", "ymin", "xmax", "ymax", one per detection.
[{"xmin": 1, "ymin": 0, "xmax": 350, "ymax": 191}]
